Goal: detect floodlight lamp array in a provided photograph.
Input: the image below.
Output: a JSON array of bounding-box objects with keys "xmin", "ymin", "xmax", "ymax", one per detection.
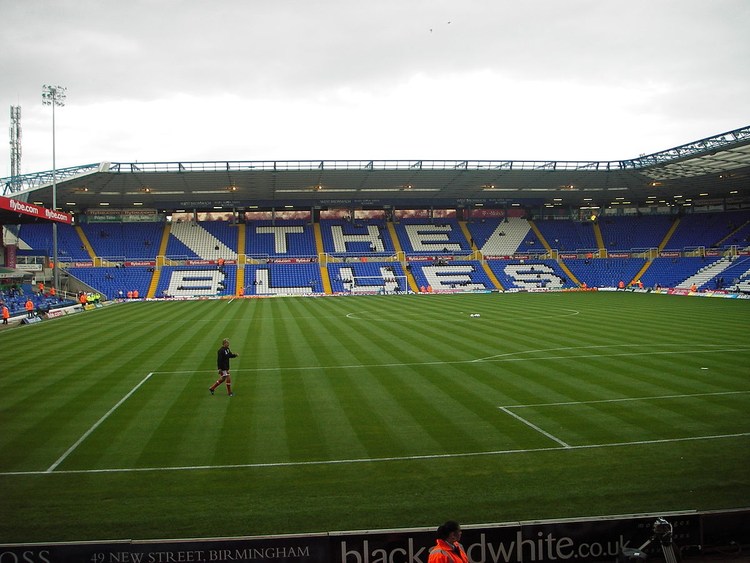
[{"xmin": 42, "ymin": 85, "xmax": 67, "ymax": 106}]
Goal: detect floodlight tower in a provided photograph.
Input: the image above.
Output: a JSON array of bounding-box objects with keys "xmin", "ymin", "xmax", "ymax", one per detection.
[
  {"xmin": 42, "ymin": 84, "xmax": 67, "ymax": 291},
  {"xmin": 9, "ymin": 105, "xmax": 22, "ymax": 192}
]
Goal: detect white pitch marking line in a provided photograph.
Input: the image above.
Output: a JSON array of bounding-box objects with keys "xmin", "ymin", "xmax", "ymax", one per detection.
[
  {"xmin": 498, "ymin": 407, "xmax": 571, "ymax": 448},
  {"xmin": 5, "ymin": 431, "xmax": 748, "ymax": 477},
  {"xmin": 503, "ymin": 390, "xmax": 750, "ymax": 409},
  {"xmin": 45, "ymin": 372, "xmax": 154, "ymax": 473},
  {"xmin": 473, "ymin": 342, "xmax": 729, "ymax": 363},
  {"xmin": 153, "ymin": 345, "xmax": 750, "ymax": 375}
]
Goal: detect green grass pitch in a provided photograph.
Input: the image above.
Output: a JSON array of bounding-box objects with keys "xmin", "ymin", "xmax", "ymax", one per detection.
[{"xmin": 1, "ymin": 292, "xmax": 749, "ymax": 543}]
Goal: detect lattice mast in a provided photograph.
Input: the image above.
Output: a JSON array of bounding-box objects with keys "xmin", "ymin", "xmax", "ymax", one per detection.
[{"xmin": 9, "ymin": 105, "xmax": 22, "ymax": 190}]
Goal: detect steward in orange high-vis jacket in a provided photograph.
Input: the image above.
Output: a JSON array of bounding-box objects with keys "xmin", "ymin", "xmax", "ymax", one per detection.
[{"xmin": 428, "ymin": 521, "xmax": 469, "ymax": 563}]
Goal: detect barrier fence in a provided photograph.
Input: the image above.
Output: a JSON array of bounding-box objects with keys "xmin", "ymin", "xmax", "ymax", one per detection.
[{"xmin": 1, "ymin": 509, "xmax": 747, "ymax": 563}]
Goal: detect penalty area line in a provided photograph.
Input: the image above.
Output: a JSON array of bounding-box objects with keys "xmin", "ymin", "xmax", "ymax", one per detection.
[
  {"xmin": 4, "ymin": 431, "xmax": 749, "ymax": 478},
  {"xmin": 45, "ymin": 372, "xmax": 154, "ymax": 473},
  {"xmin": 498, "ymin": 407, "xmax": 571, "ymax": 448}
]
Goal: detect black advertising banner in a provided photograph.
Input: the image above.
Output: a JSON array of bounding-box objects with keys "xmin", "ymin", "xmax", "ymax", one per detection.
[
  {"xmin": 0, "ymin": 510, "xmax": 746, "ymax": 563},
  {"xmin": 331, "ymin": 515, "xmax": 702, "ymax": 563},
  {"xmin": 0, "ymin": 535, "xmax": 328, "ymax": 563}
]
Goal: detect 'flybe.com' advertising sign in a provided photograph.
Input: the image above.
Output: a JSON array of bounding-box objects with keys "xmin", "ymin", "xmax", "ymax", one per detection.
[{"xmin": 0, "ymin": 196, "xmax": 73, "ymax": 224}]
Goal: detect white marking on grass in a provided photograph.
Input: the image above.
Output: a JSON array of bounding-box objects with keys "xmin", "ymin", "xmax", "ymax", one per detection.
[
  {"xmin": 345, "ymin": 308, "xmax": 581, "ymax": 321},
  {"xmin": 45, "ymin": 373, "xmax": 154, "ymax": 473},
  {"xmin": 4, "ymin": 431, "xmax": 748, "ymax": 477},
  {"xmin": 498, "ymin": 407, "xmax": 571, "ymax": 448},
  {"xmin": 473, "ymin": 342, "xmax": 727, "ymax": 363},
  {"xmin": 502, "ymin": 390, "xmax": 750, "ymax": 409},
  {"xmin": 154, "ymin": 345, "xmax": 750, "ymax": 375}
]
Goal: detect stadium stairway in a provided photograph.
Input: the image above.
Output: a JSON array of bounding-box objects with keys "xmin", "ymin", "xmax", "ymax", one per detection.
[
  {"xmin": 74, "ymin": 226, "xmax": 97, "ymax": 262},
  {"xmin": 387, "ymin": 222, "xmax": 420, "ymax": 292},
  {"xmin": 659, "ymin": 217, "xmax": 681, "ymax": 251},
  {"xmin": 313, "ymin": 223, "xmax": 333, "ymax": 294},
  {"xmin": 629, "ymin": 259, "xmax": 651, "ymax": 286},
  {"xmin": 528, "ymin": 220, "xmax": 582, "ymax": 287},
  {"xmin": 459, "ymin": 220, "xmax": 502, "ymax": 289},
  {"xmin": 481, "ymin": 261, "xmax": 503, "ymax": 290},
  {"xmin": 592, "ymin": 221, "xmax": 606, "ymax": 255},
  {"xmin": 459, "ymin": 221, "xmax": 476, "ymax": 250},
  {"xmin": 628, "ymin": 216, "xmax": 682, "ymax": 286},
  {"xmin": 147, "ymin": 223, "xmax": 172, "ymax": 298},
  {"xmin": 715, "ymin": 218, "xmax": 750, "ymax": 247},
  {"xmin": 235, "ymin": 223, "xmax": 246, "ymax": 296}
]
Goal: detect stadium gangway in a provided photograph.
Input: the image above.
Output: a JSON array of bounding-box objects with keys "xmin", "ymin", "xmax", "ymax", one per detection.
[
  {"xmin": 95, "ymin": 256, "xmax": 126, "ymax": 267},
  {"xmin": 631, "ymin": 247, "xmax": 660, "ymax": 260}
]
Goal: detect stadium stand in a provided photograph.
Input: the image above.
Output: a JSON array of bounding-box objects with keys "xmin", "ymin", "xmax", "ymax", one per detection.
[
  {"xmin": 244, "ymin": 263, "xmax": 320, "ymax": 295},
  {"xmin": 596, "ymin": 215, "xmax": 674, "ymax": 252},
  {"xmin": 466, "ymin": 217, "xmax": 537, "ymax": 257},
  {"xmin": 666, "ymin": 210, "xmax": 750, "ymax": 250},
  {"xmin": 246, "ymin": 220, "xmax": 316, "ymax": 258},
  {"xmin": 0, "ymin": 283, "xmax": 75, "ymax": 318},
  {"xmin": 80, "ymin": 222, "xmax": 164, "ymax": 261},
  {"xmin": 328, "ymin": 261, "xmax": 407, "ymax": 293},
  {"xmin": 157, "ymin": 265, "xmax": 236, "ymax": 297},
  {"xmin": 167, "ymin": 221, "xmax": 238, "ymax": 260},
  {"xmin": 13, "ymin": 215, "xmax": 744, "ymax": 299},
  {"xmin": 319, "ymin": 220, "xmax": 394, "ymax": 257},
  {"xmin": 638, "ymin": 256, "xmax": 723, "ymax": 289},
  {"xmin": 393, "ymin": 219, "xmax": 471, "ymax": 255},
  {"xmin": 533, "ymin": 218, "xmax": 598, "ymax": 253},
  {"xmin": 409, "ymin": 260, "xmax": 495, "ymax": 291},
  {"xmin": 66, "ymin": 266, "xmax": 154, "ymax": 299},
  {"xmin": 16, "ymin": 223, "xmax": 91, "ymax": 262},
  {"xmin": 566, "ymin": 258, "xmax": 649, "ymax": 289},
  {"xmin": 488, "ymin": 259, "xmax": 573, "ymax": 290}
]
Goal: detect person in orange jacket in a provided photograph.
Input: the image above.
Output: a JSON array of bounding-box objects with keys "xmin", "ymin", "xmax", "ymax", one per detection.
[
  {"xmin": 25, "ymin": 298, "xmax": 35, "ymax": 318},
  {"xmin": 2, "ymin": 303, "xmax": 9, "ymax": 325},
  {"xmin": 428, "ymin": 521, "xmax": 469, "ymax": 563}
]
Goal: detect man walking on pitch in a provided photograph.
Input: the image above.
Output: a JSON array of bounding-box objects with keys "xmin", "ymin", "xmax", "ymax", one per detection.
[{"xmin": 210, "ymin": 338, "xmax": 238, "ymax": 396}]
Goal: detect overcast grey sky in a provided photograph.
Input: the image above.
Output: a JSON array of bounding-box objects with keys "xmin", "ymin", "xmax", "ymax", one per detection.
[{"xmin": 1, "ymin": 0, "xmax": 749, "ymax": 177}]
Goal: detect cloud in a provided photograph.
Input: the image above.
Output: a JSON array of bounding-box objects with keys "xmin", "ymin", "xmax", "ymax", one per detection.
[{"xmin": 1, "ymin": 0, "xmax": 749, "ymax": 177}]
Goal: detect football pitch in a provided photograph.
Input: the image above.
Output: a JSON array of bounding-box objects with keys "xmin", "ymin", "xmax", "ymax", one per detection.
[{"xmin": 1, "ymin": 291, "xmax": 749, "ymax": 544}]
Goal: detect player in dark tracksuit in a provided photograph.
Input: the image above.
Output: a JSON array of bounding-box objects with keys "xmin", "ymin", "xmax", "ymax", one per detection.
[{"xmin": 209, "ymin": 338, "xmax": 238, "ymax": 396}]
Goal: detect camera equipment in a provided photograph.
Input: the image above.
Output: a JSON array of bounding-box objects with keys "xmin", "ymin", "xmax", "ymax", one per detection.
[{"xmin": 618, "ymin": 517, "xmax": 680, "ymax": 562}]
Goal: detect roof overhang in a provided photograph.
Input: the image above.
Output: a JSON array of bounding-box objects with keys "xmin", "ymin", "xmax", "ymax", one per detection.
[{"xmin": 2, "ymin": 127, "xmax": 749, "ymax": 214}]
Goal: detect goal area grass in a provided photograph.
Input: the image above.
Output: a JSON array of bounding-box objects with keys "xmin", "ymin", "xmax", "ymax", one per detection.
[{"xmin": 0, "ymin": 291, "xmax": 748, "ymax": 543}]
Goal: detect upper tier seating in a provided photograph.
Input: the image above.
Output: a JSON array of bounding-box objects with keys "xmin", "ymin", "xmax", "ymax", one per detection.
[
  {"xmin": 80, "ymin": 223, "xmax": 165, "ymax": 261},
  {"xmin": 466, "ymin": 218, "xmax": 535, "ymax": 256},
  {"xmin": 597, "ymin": 215, "xmax": 674, "ymax": 251},
  {"xmin": 393, "ymin": 220, "xmax": 471, "ymax": 255},
  {"xmin": 667, "ymin": 210, "xmax": 750, "ymax": 250},
  {"xmin": 166, "ymin": 221, "xmax": 238, "ymax": 260},
  {"xmin": 245, "ymin": 221, "xmax": 316, "ymax": 257},
  {"xmin": 16, "ymin": 223, "xmax": 91, "ymax": 262},
  {"xmin": 320, "ymin": 220, "xmax": 394, "ymax": 256},
  {"xmin": 533, "ymin": 219, "xmax": 597, "ymax": 252}
]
